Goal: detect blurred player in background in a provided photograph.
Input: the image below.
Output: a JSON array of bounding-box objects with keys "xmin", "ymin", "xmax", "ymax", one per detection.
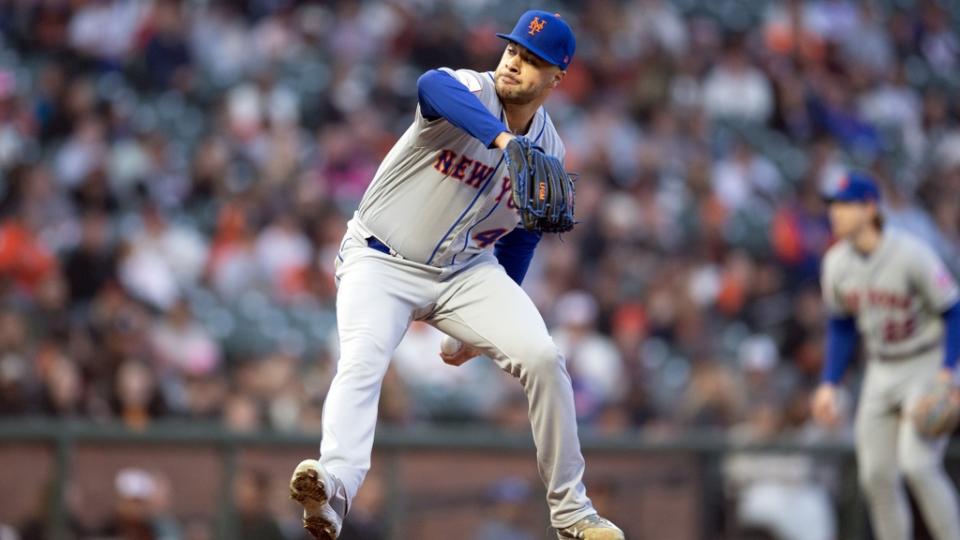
[
  {"xmin": 811, "ymin": 172, "xmax": 960, "ymax": 540},
  {"xmin": 288, "ymin": 10, "xmax": 623, "ymax": 540}
]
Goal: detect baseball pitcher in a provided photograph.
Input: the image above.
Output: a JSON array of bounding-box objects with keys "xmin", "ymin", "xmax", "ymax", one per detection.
[
  {"xmin": 288, "ymin": 10, "xmax": 624, "ymax": 540},
  {"xmin": 811, "ymin": 172, "xmax": 960, "ymax": 540}
]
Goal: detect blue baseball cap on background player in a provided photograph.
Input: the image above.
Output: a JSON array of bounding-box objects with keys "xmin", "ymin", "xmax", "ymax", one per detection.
[
  {"xmin": 825, "ymin": 172, "xmax": 881, "ymax": 204},
  {"xmin": 496, "ymin": 10, "xmax": 576, "ymax": 70}
]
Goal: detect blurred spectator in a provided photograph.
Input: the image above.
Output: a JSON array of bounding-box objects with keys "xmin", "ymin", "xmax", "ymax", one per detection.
[
  {"xmin": 680, "ymin": 360, "xmax": 743, "ymax": 430},
  {"xmin": 63, "ymin": 211, "xmax": 116, "ymax": 305},
  {"xmin": 233, "ymin": 468, "xmax": 285, "ymax": 540},
  {"xmin": 0, "ymin": 351, "xmax": 31, "ymax": 415},
  {"xmin": 338, "ymin": 472, "xmax": 386, "ymax": 540},
  {"xmin": 141, "ymin": 1, "xmax": 193, "ymax": 91},
  {"xmin": 624, "ymin": 0, "xmax": 689, "ymax": 58},
  {"xmin": 0, "ymin": 310, "xmax": 33, "ymax": 415},
  {"xmin": 735, "ymin": 335, "xmax": 796, "ymax": 416},
  {"xmin": 150, "ymin": 300, "xmax": 221, "ymax": 378},
  {"xmin": 770, "ymin": 179, "xmax": 831, "ymax": 285},
  {"xmin": 53, "ymin": 114, "xmax": 107, "ymax": 191},
  {"xmin": 254, "ymin": 214, "xmax": 312, "ymax": 299},
  {"xmin": 702, "ymin": 37, "xmax": 773, "ymax": 122},
  {"xmin": 98, "ymin": 468, "xmax": 172, "ymax": 540},
  {"xmin": 839, "ymin": 3, "xmax": 895, "ymax": 76},
  {"xmin": 724, "ymin": 450, "xmax": 837, "ymax": 540},
  {"xmin": 858, "ymin": 65, "xmax": 923, "ymax": 158},
  {"xmin": 19, "ymin": 479, "xmax": 88, "ymax": 540},
  {"xmin": 472, "ymin": 477, "xmax": 535, "ymax": 540},
  {"xmin": 37, "ymin": 344, "xmax": 84, "ymax": 417},
  {"xmin": 120, "ymin": 207, "xmax": 207, "ymax": 310},
  {"xmin": 879, "ymin": 169, "xmax": 959, "ymax": 265},
  {"xmin": 112, "ymin": 359, "xmax": 166, "ymax": 430},
  {"xmin": 181, "ymin": 373, "xmax": 227, "ymax": 421},
  {"xmin": 0, "ymin": 214, "xmax": 56, "ymax": 295},
  {"xmin": 391, "ymin": 322, "xmax": 504, "ymax": 421},
  {"xmin": 377, "ymin": 366, "xmax": 412, "ymax": 427},
  {"xmin": 205, "ymin": 201, "xmax": 259, "ymax": 298},
  {"xmin": 493, "ymin": 387, "xmax": 532, "ymax": 433},
  {"xmin": 223, "ymin": 392, "xmax": 262, "ymax": 433},
  {"xmin": 711, "ymin": 141, "xmax": 782, "ymax": 213},
  {"xmin": 148, "ymin": 473, "xmax": 182, "ymax": 540},
  {"xmin": 248, "ymin": 352, "xmax": 302, "ymax": 430},
  {"xmin": 27, "ymin": 271, "xmax": 70, "ymax": 340},
  {"xmin": 68, "ymin": 0, "xmax": 151, "ymax": 64},
  {"xmin": 0, "ymin": 71, "xmax": 27, "ymax": 173},
  {"xmin": 917, "ymin": 2, "xmax": 958, "ymax": 76},
  {"xmin": 808, "ymin": 76, "xmax": 882, "ymax": 158},
  {"xmin": 88, "ymin": 285, "xmax": 152, "ymax": 372},
  {"xmin": 10, "ymin": 164, "xmax": 75, "ymax": 254},
  {"xmin": 551, "ymin": 291, "xmax": 627, "ymax": 422},
  {"xmin": 188, "ymin": 4, "xmax": 251, "ymax": 85}
]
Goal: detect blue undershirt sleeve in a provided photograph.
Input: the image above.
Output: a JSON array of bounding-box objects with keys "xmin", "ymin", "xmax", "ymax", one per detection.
[
  {"xmin": 822, "ymin": 316, "xmax": 858, "ymax": 384},
  {"xmin": 942, "ymin": 301, "xmax": 960, "ymax": 370},
  {"xmin": 494, "ymin": 228, "xmax": 541, "ymax": 285},
  {"xmin": 417, "ymin": 69, "xmax": 508, "ymax": 148}
]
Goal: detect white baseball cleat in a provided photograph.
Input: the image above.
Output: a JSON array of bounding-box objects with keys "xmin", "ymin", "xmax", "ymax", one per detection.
[
  {"xmin": 289, "ymin": 459, "xmax": 343, "ymax": 540},
  {"xmin": 556, "ymin": 514, "xmax": 625, "ymax": 539}
]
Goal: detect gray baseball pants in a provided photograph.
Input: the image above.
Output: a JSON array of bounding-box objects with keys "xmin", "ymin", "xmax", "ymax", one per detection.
[
  {"xmin": 318, "ymin": 230, "xmax": 595, "ymax": 528},
  {"xmin": 856, "ymin": 348, "xmax": 960, "ymax": 540}
]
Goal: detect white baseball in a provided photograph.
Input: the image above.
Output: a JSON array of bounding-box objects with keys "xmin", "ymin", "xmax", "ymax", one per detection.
[{"xmin": 440, "ymin": 335, "xmax": 463, "ymax": 355}]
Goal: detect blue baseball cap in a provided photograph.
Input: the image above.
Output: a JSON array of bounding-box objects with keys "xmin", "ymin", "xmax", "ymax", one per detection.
[
  {"xmin": 496, "ymin": 10, "xmax": 576, "ymax": 70},
  {"xmin": 825, "ymin": 172, "xmax": 881, "ymax": 204}
]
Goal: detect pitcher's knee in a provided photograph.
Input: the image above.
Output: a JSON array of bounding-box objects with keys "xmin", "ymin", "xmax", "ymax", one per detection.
[
  {"xmin": 334, "ymin": 347, "xmax": 392, "ymax": 384},
  {"xmin": 518, "ymin": 341, "xmax": 563, "ymax": 379}
]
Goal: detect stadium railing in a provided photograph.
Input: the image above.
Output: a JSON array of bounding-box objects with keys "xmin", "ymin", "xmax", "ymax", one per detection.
[{"xmin": 2, "ymin": 419, "xmax": 956, "ymax": 539}]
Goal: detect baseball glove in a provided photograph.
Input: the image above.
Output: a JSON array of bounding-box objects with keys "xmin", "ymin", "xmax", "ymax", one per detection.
[
  {"xmin": 911, "ymin": 380, "xmax": 960, "ymax": 438},
  {"xmin": 503, "ymin": 136, "xmax": 576, "ymax": 233}
]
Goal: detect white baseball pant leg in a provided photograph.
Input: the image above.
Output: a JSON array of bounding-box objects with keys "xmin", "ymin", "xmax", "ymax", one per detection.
[
  {"xmin": 319, "ymin": 238, "xmax": 434, "ymax": 507},
  {"xmin": 856, "ymin": 350, "xmax": 960, "ymax": 540},
  {"xmin": 429, "ymin": 255, "xmax": 596, "ymax": 529}
]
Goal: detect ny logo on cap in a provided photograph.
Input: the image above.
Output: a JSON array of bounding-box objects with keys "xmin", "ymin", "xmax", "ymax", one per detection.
[{"xmin": 528, "ymin": 16, "xmax": 546, "ymax": 36}]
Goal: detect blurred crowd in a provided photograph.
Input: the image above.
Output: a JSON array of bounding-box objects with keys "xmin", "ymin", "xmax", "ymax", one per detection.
[
  {"xmin": 0, "ymin": 0, "xmax": 958, "ymax": 473},
  {"xmin": 1, "ymin": 0, "xmax": 960, "ymax": 538}
]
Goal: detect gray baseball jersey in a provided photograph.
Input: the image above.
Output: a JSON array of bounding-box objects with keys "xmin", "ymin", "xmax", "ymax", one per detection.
[
  {"xmin": 825, "ymin": 229, "xmax": 960, "ymax": 540},
  {"xmin": 319, "ymin": 66, "xmax": 596, "ymax": 527},
  {"xmin": 821, "ymin": 229, "xmax": 960, "ymax": 359},
  {"xmin": 351, "ymin": 68, "xmax": 564, "ymax": 267}
]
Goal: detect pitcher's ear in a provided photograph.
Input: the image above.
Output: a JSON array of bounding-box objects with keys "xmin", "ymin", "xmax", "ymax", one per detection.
[{"xmin": 552, "ymin": 70, "xmax": 566, "ymax": 88}]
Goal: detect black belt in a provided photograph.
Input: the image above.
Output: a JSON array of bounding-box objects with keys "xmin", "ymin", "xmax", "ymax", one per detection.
[
  {"xmin": 876, "ymin": 340, "xmax": 940, "ymax": 362},
  {"xmin": 366, "ymin": 237, "xmax": 392, "ymax": 255}
]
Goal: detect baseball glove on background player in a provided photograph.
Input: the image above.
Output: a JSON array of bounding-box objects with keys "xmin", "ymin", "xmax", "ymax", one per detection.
[
  {"xmin": 503, "ymin": 136, "xmax": 576, "ymax": 233},
  {"xmin": 911, "ymin": 380, "xmax": 960, "ymax": 438}
]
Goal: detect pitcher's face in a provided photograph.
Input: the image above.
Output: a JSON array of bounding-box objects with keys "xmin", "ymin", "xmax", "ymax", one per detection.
[{"xmin": 494, "ymin": 43, "xmax": 564, "ymax": 105}]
